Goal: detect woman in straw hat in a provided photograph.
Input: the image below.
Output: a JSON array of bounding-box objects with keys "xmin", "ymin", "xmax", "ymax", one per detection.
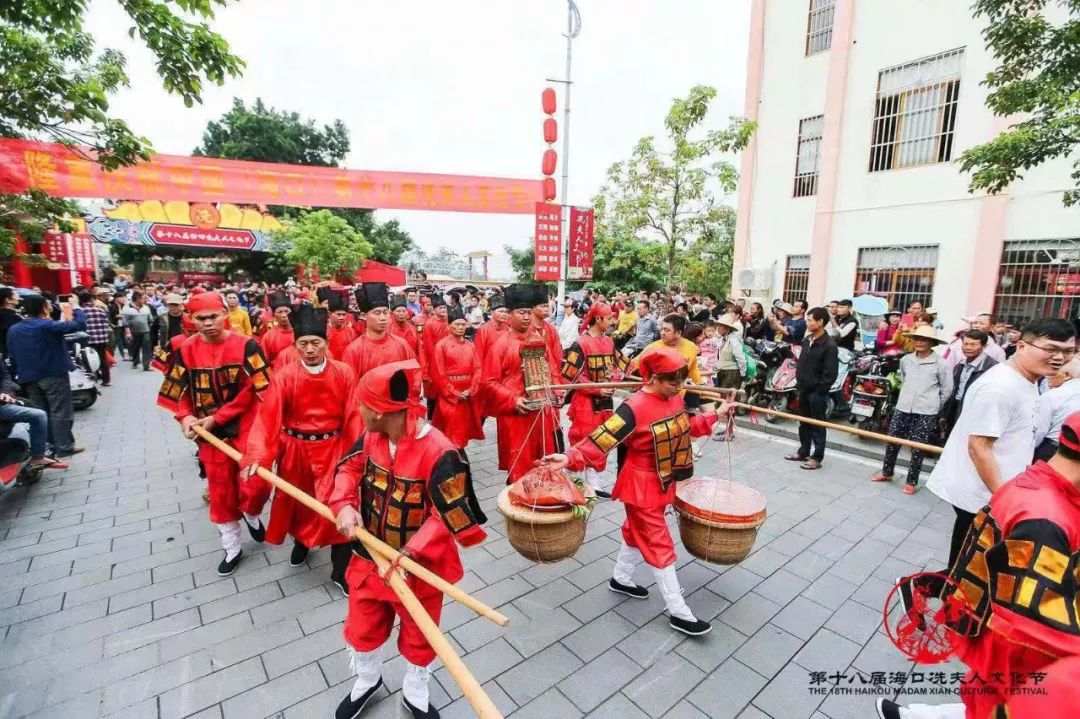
[{"xmin": 869, "ymin": 326, "xmax": 952, "ymax": 494}]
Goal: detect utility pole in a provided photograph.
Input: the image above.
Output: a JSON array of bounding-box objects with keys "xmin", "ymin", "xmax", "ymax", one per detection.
[{"xmin": 548, "ymin": 0, "xmax": 580, "ymax": 308}]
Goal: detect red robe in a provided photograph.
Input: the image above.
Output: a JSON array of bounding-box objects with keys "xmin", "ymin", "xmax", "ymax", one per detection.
[
  {"xmin": 944, "ymin": 460, "xmax": 1080, "ymax": 718},
  {"xmin": 431, "ymin": 335, "xmax": 484, "ymax": 449},
  {"xmin": 260, "ymin": 325, "xmax": 295, "ymax": 365},
  {"xmin": 157, "ymin": 332, "xmax": 273, "ymax": 523},
  {"xmin": 242, "ymin": 359, "xmax": 362, "ymax": 548},
  {"xmin": 420, "ymin": 316, "xmax": 449, "ymax": 394},
  {"xmin": 529, "ymin": 319, "xmax": 563, "ymax": 376},
  {"xmin": 564, "ymin": 391, "xmax": 717, "ymax": 567},
  {"xmin": 343, "ymin": 332, "xmax": 416, "ymax": 379},
  {"xmin": 327, "ymin": 323, "xmax": 358, "ymax": 361},
  {"xmin": 389, "ymin": 319, "xmax": 421, "ymax": 359},
  {"xmin": 561, "ymin": 332, "xmax": 629, "ymax": 470},
  {"xmin": 474, "ymin": 319, "xmax": 511, "ymax": 464},
  {"xmin": 328, "ymin": 422, "xmax": 486, "ymax": 666},
  {"xmin": 480, "ymin": 328, "xmax": 564, "ymax": 483}
]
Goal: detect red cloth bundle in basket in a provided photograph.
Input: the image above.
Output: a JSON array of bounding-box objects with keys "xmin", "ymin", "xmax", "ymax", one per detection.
[{"xmin": 509, "ymin": 466, "xmax": 587, "ymax": 508}]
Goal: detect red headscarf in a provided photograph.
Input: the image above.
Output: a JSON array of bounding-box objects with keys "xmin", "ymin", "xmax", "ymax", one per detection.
[
  {"xmin": 355, "ymin": 359, "xmax": 421, "ymax": 414},
  {"xmin": 186, "ymin": 291, "xmax": 225, "ymax": 315},
  {"xmin": 637, "ymin": 346, "xmax": 687, "ymax": 381},
  {"xmin": 581, "ymin": 301, "xmax": 612, "ymax": 328}
]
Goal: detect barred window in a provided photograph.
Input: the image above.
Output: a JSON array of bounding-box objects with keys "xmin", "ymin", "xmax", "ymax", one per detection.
[
  {"xmin": 783, "ymin": 255, "xmax": 811, "ymax": 304},
  {"xmin": 794, "ymin": 115, "xmax": 824, "ymax": 197},
  {"xmin": 854, "ymin": 245, "xmax": 938, "ymax": 312},
  {"xmin": 869, "ymin": 49, "xmax": 964, "ymax": 172},
  {"xmin": 994, "ymin": 239, "xmax": 1080, "ymax": 328},
  {"xmin": 806, "ymin": 0, "xmax": 836, "ymax": 55}
]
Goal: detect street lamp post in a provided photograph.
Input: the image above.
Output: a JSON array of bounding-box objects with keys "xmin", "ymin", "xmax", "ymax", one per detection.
[{"xmin": 549, "ymin": 0, "xmax": 581, "ymax": 307}]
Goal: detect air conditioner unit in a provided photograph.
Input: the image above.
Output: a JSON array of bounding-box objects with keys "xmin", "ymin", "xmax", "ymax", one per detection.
[{"xmin": 734, "ymin": 267, "xmax": 774, "ymax": 292}]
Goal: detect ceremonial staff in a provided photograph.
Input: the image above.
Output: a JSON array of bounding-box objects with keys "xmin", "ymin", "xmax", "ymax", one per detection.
[{"xmin": 191, "ymin": 426, "xmax": 507, "ymax": 719}]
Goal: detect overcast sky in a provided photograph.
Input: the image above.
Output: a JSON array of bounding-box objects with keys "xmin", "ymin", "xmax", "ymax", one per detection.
[{"xmin": 85, "ymin": 0, "xmax": 750, "ymax": 277}]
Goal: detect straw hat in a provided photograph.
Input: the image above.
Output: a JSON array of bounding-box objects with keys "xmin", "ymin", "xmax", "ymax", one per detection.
[
  {"xmin": 165, "ymin": 293, "xmax": 184, "ymax": 305},
  {"xmin": 908, "ymin": 326, "xmax": 946, "ymax": 344},
  {"xmin": 775, "ymin": 302, "xmax": 795, "ymax": 315},
  {"xmin": 716, "ymin": 313, "xmax": 742, "ymax": 331}
]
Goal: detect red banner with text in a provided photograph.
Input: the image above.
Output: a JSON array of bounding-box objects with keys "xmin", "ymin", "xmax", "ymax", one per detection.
[
  {"xmin": 568, "ymin": 206, "xmax": 594, "ymax": 280},
  {"xmin": 0, "ymin": 138, "xmax": 543, "ymax": 214},
  {"xmin": 533, "ymin": 203, "xmax": 563, "ymax": 281}
]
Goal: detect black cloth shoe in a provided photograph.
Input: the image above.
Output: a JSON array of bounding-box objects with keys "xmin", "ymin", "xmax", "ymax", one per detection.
[
  {"xmin": 402, "ymin": 695, "xmax": 440, "ymax": 719},
  {"xmin": 595, "ymin": 489, "xmax": 612, "ymax": 499},
  {"xmin": 875, "ymin": 698, "xmax": 901, "ymax": 719},
  {"xmin": 244, "ymin": 517, "xmax": 265, "ymax": 543},
  {"xmin": 608, "ymin": 578, "xmax": 649, "ymax": 599},
  {"xmin": 335, "ymin": 678, "xmax": 383, "ymax": 719},
  {"xmin": 217, "ymin": 551, "xmax": 243, "ymax": 577},
  {"xmin": 669, "ymin": 615, "xmax": 712, "ymax": 636},
  {"xmin": 290, "ymin": 541, "xmax": 309, "ymax": 567}
]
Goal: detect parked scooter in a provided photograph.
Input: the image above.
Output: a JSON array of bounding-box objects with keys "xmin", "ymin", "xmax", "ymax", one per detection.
[
  {"xmin": 757, "ymin": 341, "xmax": 800, "ymax": 422},
  {"xmin": 826, "ymin": 346, "xmax": 857, "ymax": 419},
  {"xmin": 66, "ymin": 331, "xmax": 99, "ymax": 410},
  {"xmin": 849, "ymin": 348, "xmax": 903, "ymax": 433},
  {"xmin": 0, "ymin": 419, "xmax": 41, "ymax": 489}
]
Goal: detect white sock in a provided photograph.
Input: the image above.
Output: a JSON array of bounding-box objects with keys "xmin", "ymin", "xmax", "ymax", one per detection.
[
  {"xmin": 653, "ymin": 564, "xmax": 696, "ymax": 622},
  {"xmin": 583, "ymin": 467, "xmax": 601, "ymax": 491},
  {"xmin": 243, "ymin": 513, "xmax": 261, "ymax": 526},
  {"xmin": 347, "ymin": 646, "xmax": 383, "ymax": 701},
  {"xmin": 217, "ymin": 521, "xmax": 242, "ymax": 561},
  {"xmin": 612, "ymin": 542, "xmax": 643, "ymax": 586},
  {"xmin": 898, "ymin": 703, "xmax": 966, "ymax": 719},
  {"xmin": 402, "ymin": 662, "xmax": 430, "ymax": 710}
]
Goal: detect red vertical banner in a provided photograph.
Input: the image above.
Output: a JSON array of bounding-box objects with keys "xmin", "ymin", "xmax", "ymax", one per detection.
[
  {"xmin": 41, "ymin": 229, "xmax": 69, "ymax": 266},
  {"xmin": 568, "ymin": 207, "xmax": 594, "ymax": 280},
  {"xmin": 533, "ymin": 202, "xmax": 563, "ymax": 281}
]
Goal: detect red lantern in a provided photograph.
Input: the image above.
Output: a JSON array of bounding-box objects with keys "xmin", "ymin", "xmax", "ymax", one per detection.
[
  {"xmin": 542, "ymin": 149, "xmax": 557, "ymax": 177},
  {"xmin": 542, "ymin": 178, "xmax": 557, "ymax": 201},
  {"xmin": 542, "ymin": 88, "xmax": 557, "ymax": 115},
  {"xmin": 544, "ymin": 118, "xmax": 558, "ymax": 144}
]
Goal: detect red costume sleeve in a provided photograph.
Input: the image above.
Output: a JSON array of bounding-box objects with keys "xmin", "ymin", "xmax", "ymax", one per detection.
[
  {"xmin": 328, "ymin": 442, "xmax": 366, "ymax": 517},
  {"xmin": 480, "ymin": 334, "xmax": 521, "ymax": 416},
  {"xmin": 343, "ymin": 338, "xmax": 362, "ymax": 373},
  {"xmin": 543, "ymin": 323, "xmax": 564, "ymax": 385},
  {"xmin": 468, "ymin": 342, "xmax": 481, "ymax": 397},
  {"xmin": 214, "ymin": 338, "xmax": 272, "ymax": 426},
  {"xmin": 689, "ymin": 411, "xmax": 719, "ymax": 437},
  {"xmin": 560, "ymin": 341, "xmax": 598, "ymax": 396},
  {"xmin": 404, "ymin": 449, "xmax": 486, "ymax": 554},
  {"xmin": 339, "ymin": 365, "xmax": 363, "ymax": 447},
  {"xmin": 433, "ymin": 339, "xmax": 457, "ymax": 404},
  {"xmin": 242, "ymin": 366, "xmax": 287, "ymax": 469},
  {"xmin": 565, "ymin": 402, "xmax": 637, "ymax": 472},
  {"xmin": 156, "ymin": 341, "xmax": 194, "ymax": 420}
]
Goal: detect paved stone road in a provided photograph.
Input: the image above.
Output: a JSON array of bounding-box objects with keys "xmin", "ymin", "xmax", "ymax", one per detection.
[{"xmin": 0, "ymin": 368, "xmax": 966, "ymax": 718}]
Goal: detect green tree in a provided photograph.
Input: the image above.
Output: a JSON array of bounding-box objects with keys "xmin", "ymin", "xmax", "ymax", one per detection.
[
  {"xmin": 1, "ymin": 0, "xmax": 243, "ymax": 261},
  {"xmin": 333, "ymin": 209, "xmax": 414, "ymax": 266},
  {"xmin": 275, "ymin": 209, "xmax": 372, "ymax": 281},
  {"xmin": 193, "ymin": 98, "xmax": 349, "ymax": 166},
  {"xmin": 676, "ymin": 205, "xmax": 736, "ymax": 297},
  {"xmin": 959, "ymin": 1, "xmax": 1080, "ymax": 206},
  {"xmin": 597, "ymin": 85, "xmax": 754, "ymax": 290},
  {"xmin": 504, "ymin": 244, "xmax": 536, "ymax": 282}
]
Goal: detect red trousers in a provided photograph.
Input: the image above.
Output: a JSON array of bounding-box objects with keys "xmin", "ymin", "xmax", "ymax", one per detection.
[
  {"xmin": 201, "ymin": 442, "xmax": 266, "ymax": 524},
  {"xmin": 342, "ymin": 557, "xmax": 443, "ymax": 666},
  {"xmin": 622, "ymin": 503, "xmax": 677, "ymax": 569}
]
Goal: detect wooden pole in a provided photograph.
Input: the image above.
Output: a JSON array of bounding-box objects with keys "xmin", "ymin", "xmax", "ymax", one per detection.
[
  {"xmin": 190, "ymin": 426, "xmax": 510, "ymax": 627},
  {"xmin": 191, "ymin": 427, "xmax": 505, "ymax": 718}
]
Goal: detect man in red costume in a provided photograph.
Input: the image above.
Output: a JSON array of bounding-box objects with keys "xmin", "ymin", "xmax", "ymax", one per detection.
[
  {"xmin": 420, "ymin": 293, "xmax": 450, "ymax": 419},
  {"xmin": 260, "ymin": 290, "xmax": 295, "ymax": 367},
  {"xmin": 241, "ymin": 305, "xmax": 362, "ymax": 596},
  {"xmin": 541, "ymin": 347, "xmax": 726, "ymax": 636},
  {"xmin": 480, "ymin": 284, "xmax": 564, "ymax": 483},
  {"xmin": 389, "ymin": 294, "xmax": 421, "ymax": 358},
  {"xmin": 529, "ymin": 290, "xmax": 563, "ymax": 375},
  {"xmin": 431, "ymin": 316, "xmax": 484, "ymax": 451},
  {"xmin": 473, "ymin": 294, "xmax": 509, "ymax": 361},
  {"xmin": 157, "ymin": 292, "xmax": 274, "ymax": 576},
  {"xmin": 330, "ymin": 359, "xmax": 487, "ymax": 719},
  {"xmin": 560, "ymin": 301, "xmax": 628, "ymax": 498},
  {"xmin": 876, "ymin": 413, "xmax": 1080, "ymax": 719},
  {"xmin": 320, "ymin": 287, "xmax": 358, "ymax": 360},
  {"xmin": 343, "ymin": 283, "xmax": 416, "ymax": 379}
]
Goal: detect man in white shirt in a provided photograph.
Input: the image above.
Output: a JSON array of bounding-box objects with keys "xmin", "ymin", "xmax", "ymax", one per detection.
[
  {"xmin": 1033, "ymin": 357, "xmax": 1080, "ymax": 460},
  {"xmin": 926, "ymin": 318, "xmax": 1075, "ymax": 571},
  {"xmin": 558, "ymin": 299, "xmax": 581, "ymax": 350}
]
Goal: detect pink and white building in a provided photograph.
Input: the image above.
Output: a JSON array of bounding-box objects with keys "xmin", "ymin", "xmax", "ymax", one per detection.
[{"xmin": 733, "ymin": 0, "xmax": 1078, "ymax": 327}]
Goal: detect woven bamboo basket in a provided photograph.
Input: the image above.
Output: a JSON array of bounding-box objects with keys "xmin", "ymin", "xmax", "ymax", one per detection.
[
  {"xmin": 673, "ymin": 478, "xmax": 767, "ymax": 565},
  {"xmin": 496, "ymin": 486, "xmax": 588, "ymax": 563}
]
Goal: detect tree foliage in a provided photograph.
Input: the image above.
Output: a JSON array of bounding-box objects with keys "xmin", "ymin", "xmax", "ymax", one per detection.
[
  {"xmin": 675, "ymin": 205, "xmax": 736, "ymax": 297},
  {"xmin": 596, "ymin": 86, "xmax": 754, "ymax": 290},
  {"xmin": 194, "ymin": 98, "xmax": 349, "ymax": 167},
  {"xmin": 332, "ymin": 209, "xmax": 415, "ymax": 266},
  {"xmin": 959, "ymin": 1, "xmax": 1080, "ymax": 206},
  {"xmin": 504, "ymin": 244, "xmax": 536, "ymax": 283},
  {"xmin": 275, "ymin": 209, "xmax": 371, "ymax": 281}
]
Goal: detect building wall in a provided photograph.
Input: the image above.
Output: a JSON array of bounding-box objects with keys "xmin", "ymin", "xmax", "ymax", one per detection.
[{"xmin": 738, "ymin": 0, "xmax": 1078, "ymax": 327}]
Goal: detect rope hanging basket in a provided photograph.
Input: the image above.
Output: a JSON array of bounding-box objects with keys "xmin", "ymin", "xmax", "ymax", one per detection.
[
  {"xmin": 496, "ymin": 486, "xmax": 590, "ymax": 563},
  {"xmin": 673, "ymin": 477, "xmax": 767, "ymax": 565}
]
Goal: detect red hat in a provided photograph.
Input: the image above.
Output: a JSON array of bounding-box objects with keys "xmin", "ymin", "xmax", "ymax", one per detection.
[
  {"xmin": 356, "ymin": 359, "xmax": 420, "ymax": 414},
  {"xmin": 186, "ymin": 291, "xmax": 226, "ymax": 315},
  {"xmin": 181, "ymin": 315, "xmax": 196, "ymax": 334},
  {"xmin": 637, "ymin": 346, "xmax": 687, "ymax": 381},
  {"xmin": 1059, "ymin": 412, "xmax": 1080, "ymax": 453},
  {"xmin": 582, "ymin": 302, "xmax": 613, "ymax": 328}
]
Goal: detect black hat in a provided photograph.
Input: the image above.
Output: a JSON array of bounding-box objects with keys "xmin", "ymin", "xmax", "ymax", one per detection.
[
  {"xmin": 428, "ymin": 292, "xmax": 447, "ymax": 309},
  {"xmin": 269, "ymin": 290, "xmax": 291, "ymax": 310},
  {"xmin": 325, "ymin": 291, "xmax": 349, "ymax": 312},
  {"xmin": 487, "ymin": 294, "xmax": 505, "ymax": 310},
  {"xmin": 316, "ymin": 287, "xmax": 335, "ymax": 305},
  {"xmin": 504, "ymin": 284, "xmax": 547, "ymax": 311},
  {"xmin": 390, "ymin": 293, "xmax": 407, "ymax": 310},
  {"xmin": 292, "ymin": 305, "xmax": 328, "ymax": 339},
  {"xmin": 354, "ymin": 283, "xmax": 390, "ymax": 312}
]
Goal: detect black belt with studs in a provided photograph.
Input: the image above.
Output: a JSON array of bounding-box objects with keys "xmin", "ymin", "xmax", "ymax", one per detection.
[{"xmin": 284, "ymin": 427, "xmax": 340, "ymax": 441}]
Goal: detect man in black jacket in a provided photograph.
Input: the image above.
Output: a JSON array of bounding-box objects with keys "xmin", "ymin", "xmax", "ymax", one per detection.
[
  {"xmin": 785, "ymin": 306, "xmax": 838, "ymax": 470},
  {"xmin": 940, "ymin": 329, "xmax": 998, "ymax": 440}
]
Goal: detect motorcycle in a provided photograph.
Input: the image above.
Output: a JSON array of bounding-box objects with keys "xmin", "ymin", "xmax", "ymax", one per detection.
[
  {"xmin": 826, "ymin": 346, "xmax": 857, "ymax": 419},
  {"xmin": 849, "ymin": 348, "xmax": 903, "ymax": 433},
  {"xmin": 756, "ymin": 340, "xmax": 800, "ymax": 422},
  {"xmin": 0, "ymin": 419, "xmax": 41, "ymax": 490},
  {"xmin": 65, "ymin": 331, "xmax": 100, "ymax": 411}
]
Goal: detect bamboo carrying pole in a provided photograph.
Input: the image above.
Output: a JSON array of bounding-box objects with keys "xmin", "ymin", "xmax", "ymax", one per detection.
[
  {"xmin": 525, "ymin": 381, "xmax": 941, "ymax": 455},
  {"xmin": 191, "ymin": 427, "xmax": 505, "ymax": 718}
]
